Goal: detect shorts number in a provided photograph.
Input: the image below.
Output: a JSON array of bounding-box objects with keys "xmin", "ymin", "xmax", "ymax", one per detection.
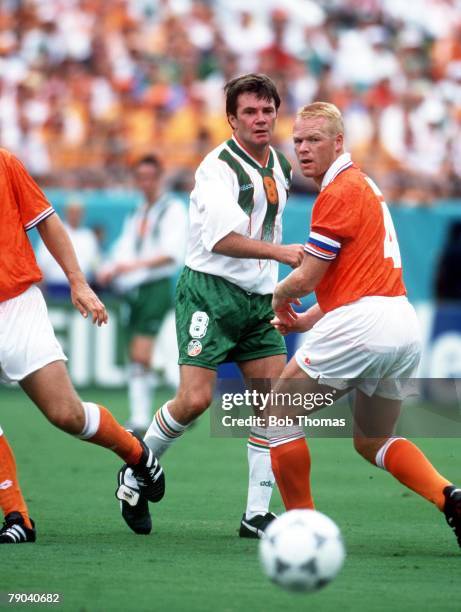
[
  {"xmin": 189, "ymin": 311, "xmax": 209, "ymax": 339},
  {"xmin": 365, "ymin": 176, "xmax": 402, "ymax": 269}
]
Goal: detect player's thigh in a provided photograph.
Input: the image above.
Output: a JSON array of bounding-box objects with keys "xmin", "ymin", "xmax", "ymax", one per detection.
[
  {"xmin": 19, "ymin": 360, "xmax": 83, "ymax": 429},
  {"xmin": 238, "ymin": 353, "xmax": 286, "ymax": 382},
  {"xmin": 270, "ymin": 356, "xmax": 350, "ymax": 418},
  {"xmin": 352, "ymin": 390, "xmax": 402, "ymax": 460}
]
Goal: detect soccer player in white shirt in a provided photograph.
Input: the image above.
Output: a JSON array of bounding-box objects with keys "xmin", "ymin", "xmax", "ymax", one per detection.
[
  {"xmin": 98, "ymin": 155, "xmax": 188, "ymax": 434},
  {"xmin": 115, "ymin": 74, "xmax": 305, "ymax": 538}
]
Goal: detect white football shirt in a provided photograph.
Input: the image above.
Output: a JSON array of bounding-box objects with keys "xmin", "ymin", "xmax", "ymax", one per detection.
[{"xmin": 185, "ymin": 136, "xmax": 292, "ymax": 295}]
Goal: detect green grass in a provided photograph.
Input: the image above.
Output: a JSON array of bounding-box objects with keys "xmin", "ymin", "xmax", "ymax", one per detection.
[{"xmin": 1, "ymin": 386, "xmax": 461, "ymax": 612}]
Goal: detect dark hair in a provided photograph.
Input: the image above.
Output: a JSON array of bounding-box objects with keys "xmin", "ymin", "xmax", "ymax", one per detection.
[
  {"xmin": 224, "ymin": 73, "xmax": 281, "ymax": 117},
  {"xmin": 135, "ymin": 153, "xmax": 162, "ymax": 172}
]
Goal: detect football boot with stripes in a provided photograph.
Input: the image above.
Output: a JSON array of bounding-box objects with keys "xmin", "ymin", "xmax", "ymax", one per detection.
[
  {"xmin": 0, "ymin": 512, "xmax": 36, "ymax": 544},
  {"xmin": 116, "ymin": 465, "xmax": 152, "ymax": 535},
  {"xmin": 239, "ymin": 512, "xmax": 277, "ymax": 539},
  {"xmin": 443, "ymin": 485, "xmax": 461, "ymax": 547},
  {"xmin": 127, "ymin": 433, "xmax": 165, "ymax": 503}
]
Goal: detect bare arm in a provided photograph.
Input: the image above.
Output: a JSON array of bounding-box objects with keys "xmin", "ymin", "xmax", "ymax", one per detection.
[
  {"xmin": 98, "ymin": 255, "xmax": 174, "ymax": 284},
  {"xmin": 272, "ymin": 254, "xmax": 330, "ymax": 321},
  {"xmin": 213, "ymin": 231, "xmax": 305, "ymax": 268},
  {"xmin": 37, "ymin": 214, "xmax": 108, "ymax": 325}
]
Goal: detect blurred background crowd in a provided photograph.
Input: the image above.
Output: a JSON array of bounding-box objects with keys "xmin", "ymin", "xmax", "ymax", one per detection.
[{"xmin": 2, "ymin": 0, "xmax": 461, "ymax": 204}]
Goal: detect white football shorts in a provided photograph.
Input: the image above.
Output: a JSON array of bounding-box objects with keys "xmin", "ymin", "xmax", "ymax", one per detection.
[
  {"xmin": 295, "ymin": 296, "xmax": 421, "ymax": 400},
  {"xmin": 0, "ymin": 285, "xmax": 67, "ymax": 383}
]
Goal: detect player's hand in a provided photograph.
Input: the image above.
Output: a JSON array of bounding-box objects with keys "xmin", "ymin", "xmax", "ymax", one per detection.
[
  {"xmin": 70, "ymin": 280, "xmax": 108, "ymax": 326},
  {"xmin": 272, "ymin": 295, "xmax": 301, "ymax": 324},
  {"xmin": 271, "ymin": 310, "xmax": 316, "ymax": 335},
  {"xmin": 270, "ymin": 314, "xmax": 294, "ymax": 336},
  {"xmin": 277, "ymin": 244, "xmax": 305, "ymax": 268}
]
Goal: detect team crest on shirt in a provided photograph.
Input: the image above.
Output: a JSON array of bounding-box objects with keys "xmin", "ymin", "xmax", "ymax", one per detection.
[
  {"xmin": 187, "ymin": 340, "xmax": 202, "ymax": 357},
  {"xmin": 262, "ymin": 175, "xmax": 279, "ymax": 206}
]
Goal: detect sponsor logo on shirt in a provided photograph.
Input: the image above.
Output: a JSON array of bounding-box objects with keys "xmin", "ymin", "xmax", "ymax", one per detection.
[
  {"xmin": 304, "ymin": 357, "xmax": 311, "ymax": 365},
  {"xmin": 240, "ymin": 183, "xmax": 253, "ymax": 191}
]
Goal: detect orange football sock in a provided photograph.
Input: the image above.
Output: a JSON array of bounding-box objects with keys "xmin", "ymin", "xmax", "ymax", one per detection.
[
  {"xmin": 0, "ymin": 434, "xmax": 33, "ymax": 529},
  {"xmin": 270, "ymin": 438, "xmax": 315, "ymax": 510},
  {"xmin": 381, "ymin": 438, "xmax": 451, "ymax": 510},
  {"xmin": 86, "ymin": 406, "xmax": 143, "ymax": 465}
]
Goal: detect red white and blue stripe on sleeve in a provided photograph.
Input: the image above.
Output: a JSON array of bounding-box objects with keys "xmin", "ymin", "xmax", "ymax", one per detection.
[
  {"xmin": 24, "ymin": 206, "xmax": 55, "ymax": 231},
  {"xmin": 304, "ymin": 231, "xmax": 341, "ymax": 261}
]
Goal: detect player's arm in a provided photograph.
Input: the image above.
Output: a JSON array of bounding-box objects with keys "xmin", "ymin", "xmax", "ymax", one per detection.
[
  {"xmin": 271, "ymin": 302, "xmax": 324, "ymax": 335},
  {"xmin": 213, "ymin": 232, "xmax": 304, "ymax": 268},
  {"xmin": 109, "ymin": 254, "xmax": 174, "ymax": 276},
  {"xmin": 272, "ymin": 254, "xmax": 330, "ymax": 323},
  {"xmin": 37, "ymin": 214, "xmax": 108, "ymax": 326}
]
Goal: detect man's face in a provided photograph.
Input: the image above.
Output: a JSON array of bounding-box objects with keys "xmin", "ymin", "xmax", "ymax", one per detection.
[
  {"xmin": 135, "ymin": 162, "xmax": 160, "ymax": 197},
  {"xmin": 293, "ymin": 116, "xmax": 343, "ymax": 185},
  {"xmin": 228, "ymin": 92, "xmax": 277, "ymax": 151}
]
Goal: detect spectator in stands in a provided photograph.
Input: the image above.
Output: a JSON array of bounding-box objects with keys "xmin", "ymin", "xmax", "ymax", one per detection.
[{"xmin": 1, "ymin": 0, "xmax": 461, "ymax": 204}]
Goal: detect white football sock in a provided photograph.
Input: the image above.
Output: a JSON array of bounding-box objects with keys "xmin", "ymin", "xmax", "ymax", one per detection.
[
  {"xmin": 78, "ymin": 402, "xmax": 100, "ymax": 439},
  {"xmin": 144, "ymin": 401, "xmax": 187, "ymax": 457},
  {"xmin": 127, "ymin": 363, "xmax": 156, "ymax": 429},
  {"xmin": 245, "ymin": 431, "xmax": 275, "ymax": 520}
]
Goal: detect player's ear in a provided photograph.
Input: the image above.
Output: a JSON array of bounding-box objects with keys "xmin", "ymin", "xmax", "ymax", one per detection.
[
  {"xmin": 228, "ymin": 113, "xmax": 237, "ymax": 130},
  {"xmin": 335, "ymin": 132, "xmax": 344, "ymax": 153}
]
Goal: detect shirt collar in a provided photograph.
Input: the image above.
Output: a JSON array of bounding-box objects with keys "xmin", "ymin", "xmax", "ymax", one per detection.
[
  {"xmin": 231, "ymin": 135, "xmax": 272, "ymax": 169},
  {"xmin": 320, "ymin": 152, "xmax": 353, "ymax": 191}
]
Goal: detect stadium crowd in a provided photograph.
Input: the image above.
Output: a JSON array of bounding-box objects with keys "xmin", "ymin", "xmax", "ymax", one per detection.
[{"xmin": 1, "ymin": 0, "xmax": 461, "ymax": 204}]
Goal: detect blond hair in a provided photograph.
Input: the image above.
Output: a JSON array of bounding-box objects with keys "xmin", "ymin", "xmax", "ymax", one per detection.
[{"xmin": 296, "ymin": 102, "xmax": 344, "ymax": 136}]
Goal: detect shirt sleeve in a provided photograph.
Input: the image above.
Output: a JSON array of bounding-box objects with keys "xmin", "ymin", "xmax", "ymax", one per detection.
[
  {"xmin": 194, "ymin": 157, "xmax": 249, "ymax": 252},
  {"xmin": 6, "ymin": 152, "xmax": 55, "ymax": 230},
  {"xmin": 305, "ymin": 192, "xmax": 359, "ymax": 261}
]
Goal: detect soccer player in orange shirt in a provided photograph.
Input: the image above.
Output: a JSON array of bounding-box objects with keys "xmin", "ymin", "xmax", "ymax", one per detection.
[
  {"xmin": 0, "ymin": 149, "xmax": 165, "ymax": 543},
  {"xmin": 268, "ymin": 102, "xmax": 461, "ymax": 547}
]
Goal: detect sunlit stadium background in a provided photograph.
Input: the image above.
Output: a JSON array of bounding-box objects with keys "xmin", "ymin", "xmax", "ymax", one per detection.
[{"xmin": 2, "ymin": 1, "xmax": 461, "ymax": 610}]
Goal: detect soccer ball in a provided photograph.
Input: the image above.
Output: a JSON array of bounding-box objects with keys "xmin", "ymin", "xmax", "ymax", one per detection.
[{"xmin": 259, "ymin": 509, "xmax": 345, "ymax": 593}]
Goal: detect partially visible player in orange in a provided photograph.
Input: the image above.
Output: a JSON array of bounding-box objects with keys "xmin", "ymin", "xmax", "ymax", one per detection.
[
  {"xmin": 268, "ymin": 102, "xmax": 461, "ymax": 547},
  {"xmin": 0, "ymin": 427, "xmax": 35, "ymax": 542},
  {"xmin": 0, "ymin": 148, "xmax": 165, "ymax": 543}
]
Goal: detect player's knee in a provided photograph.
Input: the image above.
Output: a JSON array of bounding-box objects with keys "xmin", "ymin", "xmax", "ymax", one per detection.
[
  {"xmin": 47, "ymin": 400, "xmax": 85, "ymax": 435},
  {"xmin": 130, "ymin": 352, "xmax": 151, "ymax": 368},
  {"xmin": 353, "ymin": 437, "xmax": 377, "ymax": 464},
  {"xmin": 177, "ymin": 389, "xmax": 212, "ymax": 420}
]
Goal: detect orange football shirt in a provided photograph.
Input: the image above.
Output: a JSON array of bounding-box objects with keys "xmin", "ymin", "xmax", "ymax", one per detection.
[
  {"xmin": 0, "ymin": 149, "xmax": 55, "ymax": 302},
  {"xmin": 304, "ymin": 156, "xmax": 406, "ymax": 313}
]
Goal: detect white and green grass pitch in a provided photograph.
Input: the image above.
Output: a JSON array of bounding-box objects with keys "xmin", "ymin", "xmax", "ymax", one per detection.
[{"xmin": 1, "ymin": 385, "xmax": 460, "ymax": 612}]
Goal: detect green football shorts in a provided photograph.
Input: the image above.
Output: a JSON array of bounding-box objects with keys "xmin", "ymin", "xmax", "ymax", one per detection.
[
  {"xmin": 176, "ymin": 266, "xmax": 286, "ymax": 369},
  {"xmin": 124, "ymin": 277, "xmax": 173, "ymax": 337}
]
